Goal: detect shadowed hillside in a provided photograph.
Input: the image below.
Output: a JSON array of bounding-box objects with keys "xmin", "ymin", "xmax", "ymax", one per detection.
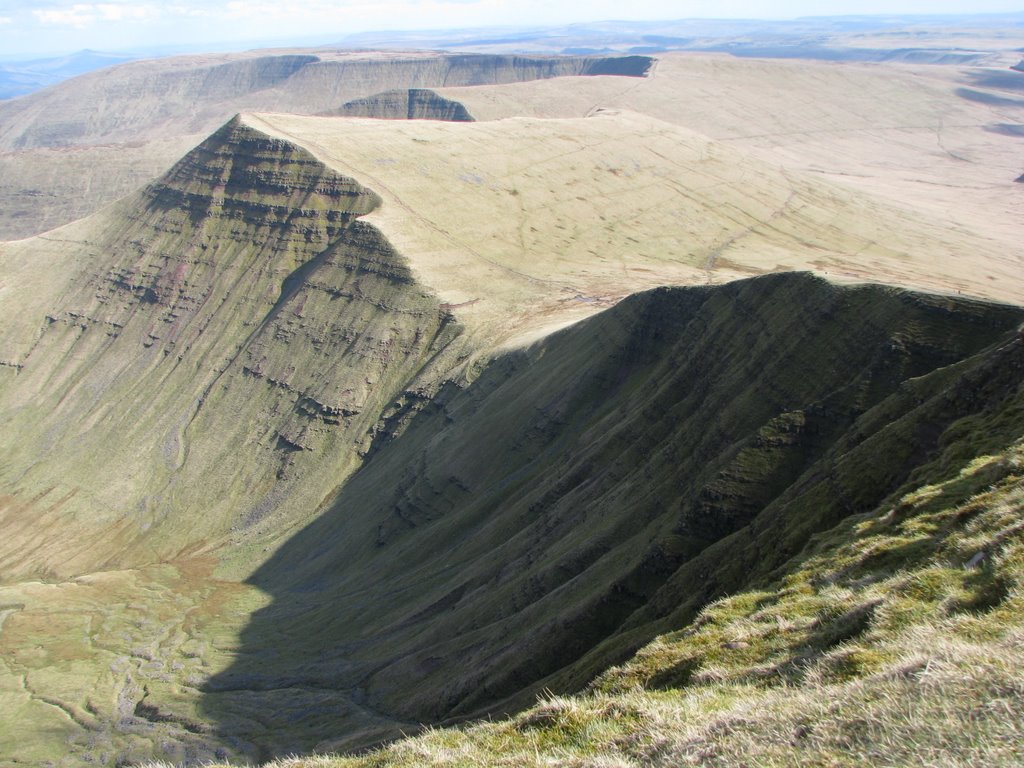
[
  {"xmin": 326, "ymin": 89, "xmax": 475, "ymax": 121},
  {"xmin": 224, "ymin": 338, "xmax": 1024, "ymax": 767},
  {"xmin": 200, "ymin": 274, "xmax": 1023, "ymax": 759}
]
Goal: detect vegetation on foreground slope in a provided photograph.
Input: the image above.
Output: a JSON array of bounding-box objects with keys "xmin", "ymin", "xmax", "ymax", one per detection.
[{"xmin": 158, "ymin": 420, "xmax": 1024, "ymax": 767}]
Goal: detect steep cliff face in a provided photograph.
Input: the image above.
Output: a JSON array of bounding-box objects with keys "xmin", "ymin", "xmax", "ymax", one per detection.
[
  {"xmin": 0, "ymin": 115, "xmax": 464, "ymax": 578},
  {"xmin": 202, "ymin": 274, "xmax": 1024, "ymax": 758},
  {"xmin": 328, "ymin": 89, "xmax": 474, "ymax": 121}
]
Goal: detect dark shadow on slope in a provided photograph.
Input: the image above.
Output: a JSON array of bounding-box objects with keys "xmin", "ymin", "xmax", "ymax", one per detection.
[
  {"xmin": 962, "ymin": 68, "xmax": 1024, "ymax": 92},
  {"xmin": 324, "ymin": 89, "xmax": 475, "ymax": 121},
  {"xmin": 984, "ymin": 123, "xmax": 1024, "ymax": 137},
  {"xmin": 200, "ymin": 272, "xmax": 1024, "ymax": 761},
  {"xmin": 955, "ymin": 68, "xmax": 1024, "ymax": 107},
  {"xmin": 957, "ymin": 87, "xmax": 1024, "ymax": 108},
  {"xmin": 579, "ymin": 55, "xmax": 654, "ymax": 76}
]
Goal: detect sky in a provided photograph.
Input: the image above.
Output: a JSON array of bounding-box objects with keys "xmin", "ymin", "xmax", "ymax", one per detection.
[{"xmin": 1, "ymin": 0, "xmax": 1023, "ymax": 58}]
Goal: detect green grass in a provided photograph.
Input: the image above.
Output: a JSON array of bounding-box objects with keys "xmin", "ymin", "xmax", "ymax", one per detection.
[{"xmin": 157, "ymin": 440, "xmax": 1024, "ymax": 768}]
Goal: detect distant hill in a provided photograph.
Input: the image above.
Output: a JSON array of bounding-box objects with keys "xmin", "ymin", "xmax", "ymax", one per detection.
[
  {"xmin": 0, "ymin": 49, "xmax": 137, "ymax": 99},
  {"xmin": 0, "ymin": 50, "xmax": 650, "ymax": 239},
  {"xmin": 335, "ymin": 14, "xmax": 1024, "ymax": 59}
]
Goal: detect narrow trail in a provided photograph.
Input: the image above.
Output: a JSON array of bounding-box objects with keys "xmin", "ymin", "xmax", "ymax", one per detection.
[{"xmin": 702, "ymin": 181, "xmax": 799, "ymax": 283}]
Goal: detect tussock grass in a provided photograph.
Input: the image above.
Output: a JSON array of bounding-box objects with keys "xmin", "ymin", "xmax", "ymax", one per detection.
[{"xmin": 171, "ymin": 441, "xmax": 1023, "ymax": 768}]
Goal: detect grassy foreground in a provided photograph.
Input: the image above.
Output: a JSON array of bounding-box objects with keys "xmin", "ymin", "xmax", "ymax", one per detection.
[{"xmin": 143, "ymin": 436, "xmax": 1024, "ymax": 766}]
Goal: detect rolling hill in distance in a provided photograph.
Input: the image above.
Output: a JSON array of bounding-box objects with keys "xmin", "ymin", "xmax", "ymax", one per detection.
[
  {"xmin": 0, "ymin": 50, "xmax": 139, "ymax": 101},
  {"xmin": 0, "ymin": 14, "xmax": 1023, "ymax": 768}
]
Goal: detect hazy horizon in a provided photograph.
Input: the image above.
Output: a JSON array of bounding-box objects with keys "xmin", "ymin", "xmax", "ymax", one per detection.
[{"xmin": 2, "ymin": 1, "xmax": 1024, "ymax": 59}]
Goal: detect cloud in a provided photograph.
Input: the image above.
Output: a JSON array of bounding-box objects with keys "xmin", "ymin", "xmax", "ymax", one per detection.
[
  {"xmin": 0, "ymin": 17, "xmax": 12, "ymax": 24},
  {"xmin": 165, "ymin": 3, "xmax": 213, "ymax": 17},
  {"xmin": 33, "ymin": 4, "xmax": 95, "ymax": 28},
  {"xmin": 95, "ymin": 3, "xmax": 159, "ymax": 21},
  {"xmin": 33, "ymin": 2, "xmax": 159, "ymax": 28}
]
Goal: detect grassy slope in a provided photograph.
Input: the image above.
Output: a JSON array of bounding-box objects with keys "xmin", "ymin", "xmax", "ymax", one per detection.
[
  {"xmin": 250, "ymin": 108, "xmax": 1024, "ymax": 347},
  {"xmin": 213, "ymin": 347, "xmax": 1024, "ymax": 768},
  {"xmin": 192, "ymin": 275, "xmax": 1023, "ymax": 761},
  {"xmin": 0, "ymin": 120, "xmax": 467, "ymax": 764},
  {"xmin": 442, "ymin": 53, "xmax": 1024, "ymax": 261},
  {"xmin": 0, "ymin": 116, "xmax": 467, "ymax": 580}
]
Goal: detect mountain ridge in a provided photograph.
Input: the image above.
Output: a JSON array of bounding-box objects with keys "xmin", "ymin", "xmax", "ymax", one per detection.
[
  {"xmin": 0, "ymin": 115, "xmax": 466, "ymax": 581},
  {"xmin": 0, "ymin": 51, "xmax": 651, "ymax": 240},
  {"xmin": 0, "ymin": 94, "xmax": 1022, "ymax": 765}
]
